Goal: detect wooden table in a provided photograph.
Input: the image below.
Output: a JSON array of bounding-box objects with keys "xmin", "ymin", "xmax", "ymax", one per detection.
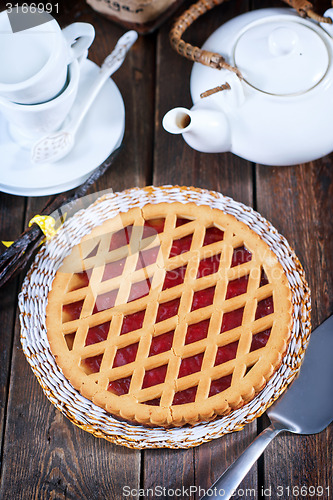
[{"xmin": 0, "ymin": 1, "xmax": 332, "ymax": 498}]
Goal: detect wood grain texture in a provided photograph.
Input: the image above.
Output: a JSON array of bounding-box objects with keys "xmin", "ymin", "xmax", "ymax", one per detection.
[
  {"xmin": 146, "ymin": 2, "xmax": 259, "ymax": 498},
  {"xmin": 1, "ymin": 0, "xmax": 332, "ymax": 498},
  {"xmin": 250, "ymin": 2, "xmax": 333, "ymax": 498}
]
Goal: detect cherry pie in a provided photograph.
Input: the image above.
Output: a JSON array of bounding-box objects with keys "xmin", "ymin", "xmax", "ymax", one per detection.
[{"xmin": 46, "ymin": 202, "xmax": 292, "ymax": 427}]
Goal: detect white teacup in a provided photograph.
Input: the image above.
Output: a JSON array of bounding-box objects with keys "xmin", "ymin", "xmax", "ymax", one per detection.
[
  {"xmin": 0, "ymin": 9, "xmax": 94, "ymax": 104},
  {"xmin": 0, "ymin": 58, "xmax": 80, "ymax": 148}
]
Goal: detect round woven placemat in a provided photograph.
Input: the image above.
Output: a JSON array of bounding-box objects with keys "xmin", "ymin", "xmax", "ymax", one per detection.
[{"xmin": 19, "ymin": 186, "xmax": 311, "ymax": 449}]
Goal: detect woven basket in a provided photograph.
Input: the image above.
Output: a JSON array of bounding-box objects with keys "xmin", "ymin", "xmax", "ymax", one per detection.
[{"xmin": 19, "ymin": 186, "xmax": 311, "ymax": 449}]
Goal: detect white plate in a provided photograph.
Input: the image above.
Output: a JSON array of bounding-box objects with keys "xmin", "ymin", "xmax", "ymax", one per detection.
[{"xmin": 0, "ymin": 59, "xmax": 125, "ymax": 196}]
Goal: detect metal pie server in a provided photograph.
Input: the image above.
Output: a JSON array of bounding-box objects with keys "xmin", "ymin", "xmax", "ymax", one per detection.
[{"xmin": 201, "ymin": 315, "xmax": 333, "ymax": 500}]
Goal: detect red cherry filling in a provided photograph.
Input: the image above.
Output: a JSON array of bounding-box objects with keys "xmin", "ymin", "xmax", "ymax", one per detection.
[
  {"xmin": 63, "ymin": 300, "xmax": 84, "ymax": 322},
  {"xmin": 143, "ymin": 218, "xmax": 165, "ymax": 234},
  {"xmin": 250, "ymin": 328, "xmax": 272, "ymax": 351},
  {"xmin": 94, "ymin": 289, "xmax": 118, "ymax": 312},
  {"xmin": 143, "ymin": 398, "xmax": 161, "ymax": 406},
  {"xmin": 203, "ymin": 227, "xmax": 224, "ymax": 246},
  {"xmin": 256, "ymin": 297, "xmax": 274, "ymax": 319},
  {"xmin": 226, "ymin": 275, "xmax": 249, "ymax": 299},
  {"xmin": 179, "ymin": 353, "xmax": 204, "ymax": 378},
  {"xmin": 221, "ymin": 307, "xmax": 244, "ymax": 332},
  {"xmin": 83, "ymin": 354, "xmax": 103, "ymax": 374},
  {"xmin": 68, "ymin": 271, "xmax": 90, "ymax": 291},
  {"xmin": 260, "ymin": 269, "xmax": 269, "ymax": 287},
  {"xmin": 136, "ymin": 247, "xmax": 159, "ymax": 270},
  {"xmin": 209, "ymin": 375, "xmax": 232, "ymax": 397},
  {"xmin": 86, "ymin": 244, "xmax": 99, "ymax": 259},
  {"xmin": 173, "ymin": 386, "xmax": 197, "ymax": 405},
  {"xmin": 128, "ymin": 278, "xmax": 151, "ymax": 302},
  {"xmin": 142, "ymin": 365, "xmax": 167, "ymax": 389},
  {"xmin": 185, "ymin": 319, "xmax": 210, "ymax": 344},
  {"xmin": 65, "ymin": 333, "xmax": 75, "ymax": 350},
  {"xmin": 176, "ymin": 218, "xmax": 192, "ymax": 227},
  {"xmin": 108, "ymin": 376, "xmax": 131, "ymax": 396},
  {"xmin": 215, "ymin": 341, "xmax": 238, "ymax": 366},
  {"xmin": 109, "ymin": 226, "xmax": 133, "ymax": 250},
  {"xmin": 102, "ymin": 258, "xmax": 126, "ymax": 281}
]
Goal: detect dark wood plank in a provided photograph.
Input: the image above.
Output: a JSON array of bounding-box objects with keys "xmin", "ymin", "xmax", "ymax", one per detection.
[
  {"xmin": 1, "ymin": 0, "xmax": 332, "ymax": 497},
  {"xmin": 0, "ymin": 203, "xmax": 141, "ymax": 496},
  {"xmin": 143, "ymin": 448, "xmax": 195, "ymax": 498},
  {"xmin": 256, "ymin": 160, "xmax": 333, "ymax": 498},
  {"xmin": 256, "ymin": 162, "xmax": 333, "ymax": 327},
  {"xmin": 251, "ymin": 1, "xmax": 333, "ymax": 498},
  {"xmin": 143, "ymin": 1, "xmax": 259, "ymax": 497},
  {"xmin": 251, "ymin": 0, "xmax": 333, "ymax": 496},
  {"xmin": 0, "ymin": 193, "xmax": 26, "ymax": 466},
  {"xmin": 84, "ymin": 12, "xmax": 156, "ymax": 192}
]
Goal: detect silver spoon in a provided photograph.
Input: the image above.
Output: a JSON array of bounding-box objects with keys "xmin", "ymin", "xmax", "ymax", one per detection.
[{"xmin": 31, "ymin": 30, "xmax": 138, "ymax": 165}]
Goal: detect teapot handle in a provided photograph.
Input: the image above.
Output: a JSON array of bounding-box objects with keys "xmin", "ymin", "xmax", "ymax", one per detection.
[{"xmin": 169, "ymin": 0, "xmax": 333, "ymax": 77}]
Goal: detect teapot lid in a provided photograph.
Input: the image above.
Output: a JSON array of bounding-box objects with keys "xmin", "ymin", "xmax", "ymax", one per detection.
[{"xmin": 233, "ymin": 17, "xmax": 329, "ymax": 95}]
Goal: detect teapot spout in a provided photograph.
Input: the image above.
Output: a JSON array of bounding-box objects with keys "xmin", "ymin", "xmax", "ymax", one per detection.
[
  {"xmin": 162, "ymin": 107, "xmax": 193, "ymax": 135},
  {"xmin": 162, "ymin": 106, "xmax": 231, "ymax": 153}
]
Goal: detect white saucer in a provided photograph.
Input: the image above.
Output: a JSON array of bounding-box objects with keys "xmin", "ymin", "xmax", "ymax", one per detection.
[{"xmin": 0, "ymin": 59, "xmax": 125, "ymax": 196}]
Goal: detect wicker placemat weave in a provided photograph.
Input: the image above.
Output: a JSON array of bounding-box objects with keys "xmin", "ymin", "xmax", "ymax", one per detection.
[{"xmin": 19, "ymin": 186, "xmax": 311, "ymax": 449}]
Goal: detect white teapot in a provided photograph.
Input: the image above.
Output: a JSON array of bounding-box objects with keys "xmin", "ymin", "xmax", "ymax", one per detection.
[{"xmin": 163, "ymin": 8, "xmax": 333, "ymax": 166}]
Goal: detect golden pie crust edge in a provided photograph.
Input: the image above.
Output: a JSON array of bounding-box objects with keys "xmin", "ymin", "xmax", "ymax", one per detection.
[{"xmin": 45, "ymin": 201, "xmax": 293, "ymax": 428}]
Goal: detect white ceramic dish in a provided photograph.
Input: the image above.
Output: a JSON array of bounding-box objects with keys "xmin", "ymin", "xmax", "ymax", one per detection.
[
  {"xmin": 0, "ymin": 11, "xmax": 94, "ymax": 104},
  {"xmin": 0, "ymin": 58, "xmax": 125, "ymax": 196},
  {"xmin": 163, "ymin": 8, "xmax": 333, "ymax": 165}
]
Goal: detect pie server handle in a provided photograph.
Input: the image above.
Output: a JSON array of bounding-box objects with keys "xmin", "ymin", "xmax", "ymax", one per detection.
[{"xmin": 199, "ymin": 420, "xmax": 287, "ymax": 500}]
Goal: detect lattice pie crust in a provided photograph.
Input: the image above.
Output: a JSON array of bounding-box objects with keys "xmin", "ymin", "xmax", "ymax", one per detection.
[{"xmin": 46, "ymin": 202, "xmax": 292, "ymax": 427}]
